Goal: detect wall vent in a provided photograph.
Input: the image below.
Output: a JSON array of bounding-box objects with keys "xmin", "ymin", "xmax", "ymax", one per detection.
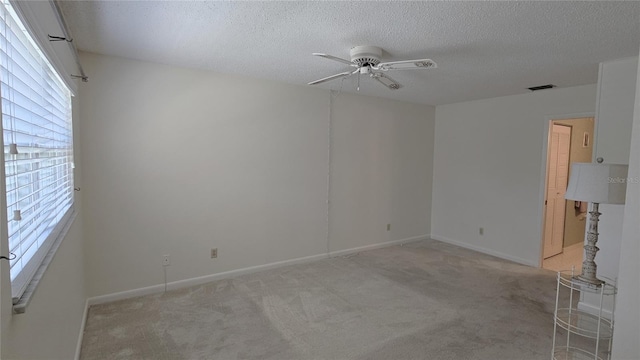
[{"xmin": 528, "ymin": 84, "xmax": 556, "ymax": 92}]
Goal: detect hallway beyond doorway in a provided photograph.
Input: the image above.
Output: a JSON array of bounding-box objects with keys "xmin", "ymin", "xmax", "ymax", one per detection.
[{"xmin": 542, "ymin": 242, "xmax": 583, "ymax": 273}]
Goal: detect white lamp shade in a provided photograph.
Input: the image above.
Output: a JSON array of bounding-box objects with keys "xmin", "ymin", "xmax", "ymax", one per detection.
[{"xmin": 565, "ymin": 163, "xmax": 628, "ymax": 204}]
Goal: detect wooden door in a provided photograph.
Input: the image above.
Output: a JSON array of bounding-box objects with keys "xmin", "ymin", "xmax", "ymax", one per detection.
[{"xmin": 544, "ymin": 124, "xmax": 571, "ymax": 259}]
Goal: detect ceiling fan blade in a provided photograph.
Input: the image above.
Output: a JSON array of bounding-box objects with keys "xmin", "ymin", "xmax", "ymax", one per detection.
[
  {"xmin": 376, "ymin": 58, "xmax": 437, "ymax": 71},
  {"xmin": 308, "ymin": 71, "xmax": 354, "ymax": 85},
  {"xmin": 312, "ymin": 53, "xmax": 357, "ymax": 67},
  {"xmin": 371, "ymin": 73, "xmax": 402, "ymax": 90}
]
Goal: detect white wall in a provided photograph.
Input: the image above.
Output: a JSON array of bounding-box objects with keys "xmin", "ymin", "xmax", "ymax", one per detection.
[
  {"xmin": 0, "ymin": 99, "xmax": 87, "ymax": 360},
  {"xmin": 431, "ymin": 85, "xmax": 597, "ymax": 266},
  {"xmin": 2, "ymin": 218, "xmax": 86, "ymax": 360},
  {"xmin": 611, "ymin": 51, "xmax": 640, "ymax": 360},
  {"xmin": 79, "ymin": 53, "xmax": 435, "ymax": 298},
  {"xmin": 329, "ymin": 92, "xmax": 434, "ymax": 251}
]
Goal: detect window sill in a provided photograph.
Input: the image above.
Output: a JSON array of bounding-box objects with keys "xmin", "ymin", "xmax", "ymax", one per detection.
[{"xmin": 12, "ymin": 210, "xmax": 77, "ymax": 314}]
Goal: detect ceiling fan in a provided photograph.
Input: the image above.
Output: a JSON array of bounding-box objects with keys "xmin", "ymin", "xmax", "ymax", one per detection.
[{"xmin": 308, "ymin": 45, "xmax": 437, "ymax": 90}]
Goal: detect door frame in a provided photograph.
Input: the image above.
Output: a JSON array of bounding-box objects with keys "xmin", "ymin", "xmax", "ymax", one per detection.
[
  {"xmin": 544, "ymin": 123, "xmax": 572, "ymax": 259},
  {"xmin": 537, "ymin": 112, "xmax": 596, "ymax": 268}
]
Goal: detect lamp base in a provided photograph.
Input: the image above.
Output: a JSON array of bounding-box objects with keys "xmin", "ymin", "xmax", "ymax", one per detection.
[{"xmin": 576, "ymin": 203, "xmax": 603, "ymax": 288}]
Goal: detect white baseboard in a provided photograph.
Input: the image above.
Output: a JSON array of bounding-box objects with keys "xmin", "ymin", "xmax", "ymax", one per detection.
[
  {"xmin": 87, "ymin": 234, "xmax": 429, "ymax": 306},
  {"xmin": 74, "ymin": 298, "xmax": 89, "ymax": 360},
  {"xmin": 328, "ymin": 234, "xmax": 427, "ymax": 257},
  {"xmin": 578, "ymin": 300, "xmax": 614, "ymax": 320},
  {"xmin": 87, "ymin": 253, "xmax": 326, "ymax": 306},
  {"xmin": 430, "ymin": 234, "xmax": 537, "ymax": 267}
]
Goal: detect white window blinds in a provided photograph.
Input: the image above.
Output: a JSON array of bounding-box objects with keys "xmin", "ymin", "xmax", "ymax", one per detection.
[{"xmin": 0, "ymin": 0, "xmax": 74, "ymax": 302}]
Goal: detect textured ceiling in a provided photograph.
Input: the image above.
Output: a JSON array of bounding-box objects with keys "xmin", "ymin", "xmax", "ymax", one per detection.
[{"xmin": 59, "ymin": 1, "xmax": 640, "ymax": 106}]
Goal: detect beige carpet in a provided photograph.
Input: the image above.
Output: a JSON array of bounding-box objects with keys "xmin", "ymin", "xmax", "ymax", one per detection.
[{"xmin": 80, "ymin": 239, "xmax": 559, "ymax": 360}]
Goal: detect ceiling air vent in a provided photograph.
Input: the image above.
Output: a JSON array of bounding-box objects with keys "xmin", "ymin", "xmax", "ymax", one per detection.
[{"xmin": 528, "ymin": 84, "xmax": 556, "ymax": 92}]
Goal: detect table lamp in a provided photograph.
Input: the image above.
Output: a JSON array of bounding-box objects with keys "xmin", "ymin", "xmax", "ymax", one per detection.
[{"xmin": 564, "ymin": 162, "xmax": 628, "ymax": 286}]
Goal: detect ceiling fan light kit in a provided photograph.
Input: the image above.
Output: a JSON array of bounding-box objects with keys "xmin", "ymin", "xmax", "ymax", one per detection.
[{"xmin": 308, "ymin": 45, "xmax": 437, "ymax": 91}]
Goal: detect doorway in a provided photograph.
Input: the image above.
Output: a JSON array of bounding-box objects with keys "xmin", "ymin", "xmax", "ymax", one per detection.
[{"xmin": 541, "ymin": 117, "xmax": 594, "ymax": 272}]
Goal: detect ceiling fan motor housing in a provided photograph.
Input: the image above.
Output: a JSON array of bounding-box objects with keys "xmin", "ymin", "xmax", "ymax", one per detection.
[{"xmin": 350, "ymin": 45, "xmax": 382, "ymax": 67}]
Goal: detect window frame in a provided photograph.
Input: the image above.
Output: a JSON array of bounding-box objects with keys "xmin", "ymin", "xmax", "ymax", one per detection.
[{"xmin": 0, "ymin": 0, "xmax": 76, "ymax": 309}]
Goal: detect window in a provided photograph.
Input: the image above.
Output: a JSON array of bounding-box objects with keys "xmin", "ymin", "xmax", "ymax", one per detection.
[{"xmin": 0, "ymin": 0, "xmax": 74, "ymax": 303}]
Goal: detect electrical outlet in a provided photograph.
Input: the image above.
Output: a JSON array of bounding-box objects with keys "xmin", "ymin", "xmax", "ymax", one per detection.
[
  {"xmin": 479, "ymin": 227, "xmax": 484, "ymax": 236},
  {"xmin": 162, "ymin": 255, "xmax": 171, "ymax": 266},
  {"xmin": 211, "ymin": 248, "xmax": 218, "ymax": 259},
  {"xmin": 387, "ymin": 224, "xmax": 391, "ymax": 231}
]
